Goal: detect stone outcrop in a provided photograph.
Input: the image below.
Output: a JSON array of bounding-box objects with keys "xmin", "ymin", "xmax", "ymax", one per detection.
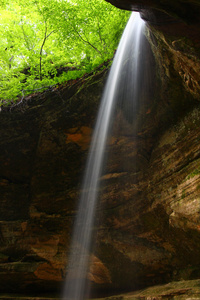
[
  {"xmin": 108, "ymin": 279, "xmax": 200, "ymax": 299},
  {"xmin": 0, "ymin": 1, "xmax": 200, "ymax": 297},
  {"xmin": 105, "ymin": 0, "xmax": 200, "ymax": 24},
  {"xmin": 106, "ymin": 0, "xmax": 200, "ymax": 103}
]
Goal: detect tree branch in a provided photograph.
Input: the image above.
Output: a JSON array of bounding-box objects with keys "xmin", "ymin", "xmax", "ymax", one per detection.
[
  {"xmin": 39, "ymin": 23, "xmax": 55, "ymax": 80},
  {"xmin": 72, "ymin": 25, "xmax": 103, "ymax": 57}
]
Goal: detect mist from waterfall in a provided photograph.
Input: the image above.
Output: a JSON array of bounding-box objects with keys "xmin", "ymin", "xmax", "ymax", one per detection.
[{"xmin": 62, "ymin": 12, "xmax": 145, "ymax": 300}]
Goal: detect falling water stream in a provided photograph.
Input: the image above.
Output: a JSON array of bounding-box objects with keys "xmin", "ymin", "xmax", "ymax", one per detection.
[{"xmin": 62, "ymin": 12, "xmax": 145, "ymax": 300}]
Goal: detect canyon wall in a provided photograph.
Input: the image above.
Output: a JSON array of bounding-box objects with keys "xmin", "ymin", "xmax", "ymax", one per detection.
[{"xmin": 0, "ymin": 1, "xmax": 200, "ymax": 295}]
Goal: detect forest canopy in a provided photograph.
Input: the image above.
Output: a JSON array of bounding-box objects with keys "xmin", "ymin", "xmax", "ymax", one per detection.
[{"xmin": 0, "ymin": 0, "xmax": 130, "ymax": 105}]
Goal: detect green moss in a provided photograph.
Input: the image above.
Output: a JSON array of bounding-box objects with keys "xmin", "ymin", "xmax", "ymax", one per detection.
[
  {"xmin": 181, "ymin": 189, "xmax": 186, "ymax": 199},
  {"xmin": 186, "ymin": 168, "xmax": 200, "ymax": 180}
]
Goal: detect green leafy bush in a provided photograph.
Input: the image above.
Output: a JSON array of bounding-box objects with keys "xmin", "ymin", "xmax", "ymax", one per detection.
[{"xmin": 0, "ymin": 0, "xmax": 130, "ymax": 105}]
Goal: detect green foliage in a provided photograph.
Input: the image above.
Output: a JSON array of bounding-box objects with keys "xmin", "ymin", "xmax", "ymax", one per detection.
[
  {"xmin": 181, "ymin": 189, "xmax": 186, "ymax": 199},
  {"xmin": 186, "ymin": 168, "xmax": 200, "ymax": 180},
  {"xmin": 0, "ymin": 0, "xmax": 130, "ymax": 105}
]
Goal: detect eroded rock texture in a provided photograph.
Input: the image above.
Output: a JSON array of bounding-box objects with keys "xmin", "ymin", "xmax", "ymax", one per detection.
[
  {"xmin": 107, "ymin": 0, "xmax": 200, "ymax": 99},
  {"xmin": 0, "ymin": 70, "xmax": 107, "ymax": 294},
  {"xmin": 0, "ymin": 1, "xmax": 200, "ymax": 296}
]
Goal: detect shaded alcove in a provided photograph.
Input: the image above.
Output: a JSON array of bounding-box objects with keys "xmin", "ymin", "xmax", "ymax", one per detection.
[{"xmin": 0, "ymin": 1, "xmax": 200, "ymax": 298}]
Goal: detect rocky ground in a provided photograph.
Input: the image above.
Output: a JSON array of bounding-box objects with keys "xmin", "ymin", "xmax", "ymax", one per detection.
[{"xmin": 0, "ymin": 279, "xmax": 200, "ymax": 299}]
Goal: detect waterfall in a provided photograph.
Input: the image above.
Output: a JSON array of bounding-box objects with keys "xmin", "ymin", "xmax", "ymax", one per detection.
[{"xmin": 62, "ymin": 12, "xmax": 145, "ymax": 300}]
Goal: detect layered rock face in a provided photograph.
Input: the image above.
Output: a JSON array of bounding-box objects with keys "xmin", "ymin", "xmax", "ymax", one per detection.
[
  {"xmin": 95, "ymin": 0, "xmax": 200, "ymax": 293},
  {"xmin": 106, "ymin": 0, "xmax": 200, "ymax": 99},
  {"xmin": 0, "ymin": 71, "xmax": 107, "ymax": 293},
  {"xmin": 0, "ymin": 1, "xmax": 200, "ymax": 297}
]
